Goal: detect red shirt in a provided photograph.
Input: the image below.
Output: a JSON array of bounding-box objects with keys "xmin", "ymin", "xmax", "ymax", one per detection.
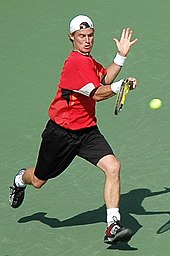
[{"xmin": 48, "ymin": 51, "xmax": 107, "ymax": 130}]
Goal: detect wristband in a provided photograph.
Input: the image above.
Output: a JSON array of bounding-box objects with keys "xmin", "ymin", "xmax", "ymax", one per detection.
[
  {"xmin": 113, "ymin": 53, "xmax": 127, "ymax": 66},
  {"xmin": 111, "ymin": 79, "xmax": 123, "ymax": 94}
]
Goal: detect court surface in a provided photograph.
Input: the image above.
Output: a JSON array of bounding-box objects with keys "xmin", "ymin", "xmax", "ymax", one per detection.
[{"xmin": 0, "ymin": 0, "xmax": 169, "ymax": 255}]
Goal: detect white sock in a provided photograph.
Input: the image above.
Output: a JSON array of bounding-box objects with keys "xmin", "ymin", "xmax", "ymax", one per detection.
[
  {"xmin": 15, "ymin": 173, "xmax": 26, "ymax": 187},
  {"xmin": 107, "ymin": 208, "xmax": 120, "ymax": 226}
]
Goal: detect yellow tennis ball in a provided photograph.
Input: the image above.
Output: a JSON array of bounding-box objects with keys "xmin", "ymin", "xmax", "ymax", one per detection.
[{"xmin": 149, "ymin": 98, "xmax": 162, "ymax": 109}]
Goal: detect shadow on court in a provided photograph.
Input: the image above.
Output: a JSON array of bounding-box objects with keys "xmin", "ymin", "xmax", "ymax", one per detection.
[
  {"xmin": 18, "ymin": 187, "xmax": 170, "ymax": 250},
  {"xmin": 157, "ymin": 219, "xmax": 170, "ymax": 234}
]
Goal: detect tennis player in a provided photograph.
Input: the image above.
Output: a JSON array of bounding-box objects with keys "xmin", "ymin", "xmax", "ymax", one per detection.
[{"xmin": 9, "ymin": 15, "xmax": 138, "ymax": 244}]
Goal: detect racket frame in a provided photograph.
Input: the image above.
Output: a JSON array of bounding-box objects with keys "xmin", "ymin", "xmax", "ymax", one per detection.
[{"xmin": 114, "ymin": 79, "xmax": 129, "ymax": 115}]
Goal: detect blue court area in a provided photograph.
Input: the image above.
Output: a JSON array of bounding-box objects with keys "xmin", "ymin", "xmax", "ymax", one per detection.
[{"xmin": 0, "ymin": 0, "xmax": 169, "ymax": 255}]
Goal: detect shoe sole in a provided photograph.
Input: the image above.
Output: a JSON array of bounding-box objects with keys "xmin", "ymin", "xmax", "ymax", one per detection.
[{"xmin": 104, "ymin": 228, "xmax": 133, "ymax": 244}]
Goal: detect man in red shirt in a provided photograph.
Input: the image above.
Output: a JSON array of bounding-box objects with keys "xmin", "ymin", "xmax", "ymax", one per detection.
[
  {"xmin": 48, "ymin": 51, "xmax": 107, "ymax": 129},
  {"xmin": 9, "ymin": 15, "xmax": 138, "ymax": 244}
]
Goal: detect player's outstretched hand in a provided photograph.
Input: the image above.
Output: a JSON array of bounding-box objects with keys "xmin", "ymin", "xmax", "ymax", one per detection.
[
  {"xmin": 127, "ymin": 77, "xmax": 138, "ymax": 90},
  {"xmin": 114, "ymin": 28, "xmax": 138, "ymax": 56}
]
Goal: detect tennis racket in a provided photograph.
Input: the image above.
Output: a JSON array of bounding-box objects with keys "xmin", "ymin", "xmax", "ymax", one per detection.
[{"xmin": 114, "ymin": 78, "xmax": 131, "ymax": 115}]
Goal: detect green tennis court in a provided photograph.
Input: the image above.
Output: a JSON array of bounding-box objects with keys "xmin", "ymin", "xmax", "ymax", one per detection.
[{"xmin": 0, "ymin": 0, "xmax": 169, "ymax": 255}]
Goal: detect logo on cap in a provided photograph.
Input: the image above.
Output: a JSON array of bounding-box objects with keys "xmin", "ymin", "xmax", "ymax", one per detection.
[{"xmin": 79, "ymin": 22, "xmax": 91, "ymax": 30}]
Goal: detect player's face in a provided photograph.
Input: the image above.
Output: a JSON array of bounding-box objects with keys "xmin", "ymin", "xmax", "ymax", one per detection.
[{"xmin": 70, "ymin": 28, "xmax": 94, "ymax": 55}]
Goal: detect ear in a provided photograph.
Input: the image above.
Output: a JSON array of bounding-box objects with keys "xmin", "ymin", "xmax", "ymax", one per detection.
[{"xmin": 69, "ymin": 33, "xmax": 74, "ymax": 42}]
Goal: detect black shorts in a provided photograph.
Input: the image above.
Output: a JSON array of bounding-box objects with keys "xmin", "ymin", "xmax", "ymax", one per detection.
[{"xmin": 34, "ymin": 120, "xmax": 114, "ymax": 180}]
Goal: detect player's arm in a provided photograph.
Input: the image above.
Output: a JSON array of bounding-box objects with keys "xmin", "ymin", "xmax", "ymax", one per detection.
[
  {"xmin": 103, "ymin": 28, "xmax": 138, "ymax": 85},
  {"xmin": 91, "ymin": 78, "xmax": 137, "ymax": 102},
  {"xmin": 90, "ymin": 84, "xmax": 115, "ymax": 101}
]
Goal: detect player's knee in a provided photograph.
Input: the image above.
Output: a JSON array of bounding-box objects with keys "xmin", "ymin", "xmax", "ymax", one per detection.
[
  {"xmin": 98, "ymin": 155, "xmax": 121, "ymax": 175},
  {"xmin": 105, "ymin": 158, "xmax": 121, "ymax": 177},
  {"xmin": 111, "ymin": 159, "xmax": 121, "ymax": 175},
  {"xmin": 114, "ymin": 158, "xmax": 121, "ymax": 172},
  {"xmin": 98, "ymin": 155, "xmax": 121, "ymax": 177}
]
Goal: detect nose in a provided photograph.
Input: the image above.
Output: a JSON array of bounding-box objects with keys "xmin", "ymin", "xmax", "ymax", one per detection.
[{"xmin": 85, "ymin": 35, "xmax": 90, "ymax": 43}]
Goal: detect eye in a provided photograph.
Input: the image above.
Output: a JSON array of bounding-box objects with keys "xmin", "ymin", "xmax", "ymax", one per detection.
[{"xmin": 79, "ymin": 34, "xmax": 85, "ymax": 39}]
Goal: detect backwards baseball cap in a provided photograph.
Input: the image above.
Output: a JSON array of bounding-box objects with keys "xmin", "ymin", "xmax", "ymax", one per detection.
[{"xmin": 69, "ymin": 15, "xmax": 94, "ymax": 33}]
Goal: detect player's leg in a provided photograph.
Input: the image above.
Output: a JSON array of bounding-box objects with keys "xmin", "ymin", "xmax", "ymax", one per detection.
[
  {"xmin": 97, "ymin": 154, "xmax": 132, "ymax": 244},
  {"xmin": 22, "ymin": 167, "xmax": 47, "ymax": 188},
  {"xmin": 77, "ymin": 127, "xmax": 132, "ymax": 244},
  {"xmin": 9, "ymin": 167, "xmax": 47, "ymax": 208},
  {"xmin": 9, "ymin": 120, "xmax": 54, "ymax": 208},
  {"xmin": 97, "ymin": 154, "xmax": 121, "ymax": 214},
  {"xmin": 9, "ymin": 120, "xmax": 79, "ymax": 208}
]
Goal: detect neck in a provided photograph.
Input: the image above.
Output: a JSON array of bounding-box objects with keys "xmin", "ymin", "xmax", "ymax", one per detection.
[{"xmin": 73, "ymin": 49, "xmax": 90, "ymax": 56}]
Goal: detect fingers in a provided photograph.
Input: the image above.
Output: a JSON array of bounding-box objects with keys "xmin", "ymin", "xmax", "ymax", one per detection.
[
  {"xmin": 121, "ymin": 28, "xmax": 131, "ymax": 40},
  {"xmin": 127, "ymin": 77, "xmax": 138, "ymax": 90},
  {"xmin": 125, "ymin": 28, "xmax": 131, "ymax": 39},
  {"xmin": 120, "ymin": 28, "xmax": 125, "ymax": 40},
  {"xmin": 121, "ymin": 28, "xmax": 138, "ymax": 43},
  {"xmin": 114, "ymin": 28, "xmax": 138, "ymax": 44},
  {"xmin": 113, "ymin": 37, "xmax": 119, "ymax": 44},
  {"xmin": 113, "ymin": 28, "xmax": 138, "ymax": 56},
  {"xmin": 130, "ymin": 38, "xmax": 138, "ymax": 46}
]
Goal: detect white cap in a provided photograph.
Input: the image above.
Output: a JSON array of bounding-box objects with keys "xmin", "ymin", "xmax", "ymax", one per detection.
[{"xmin": 69, "ymin": 15, "xmax": 94, "ymax": 33}]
